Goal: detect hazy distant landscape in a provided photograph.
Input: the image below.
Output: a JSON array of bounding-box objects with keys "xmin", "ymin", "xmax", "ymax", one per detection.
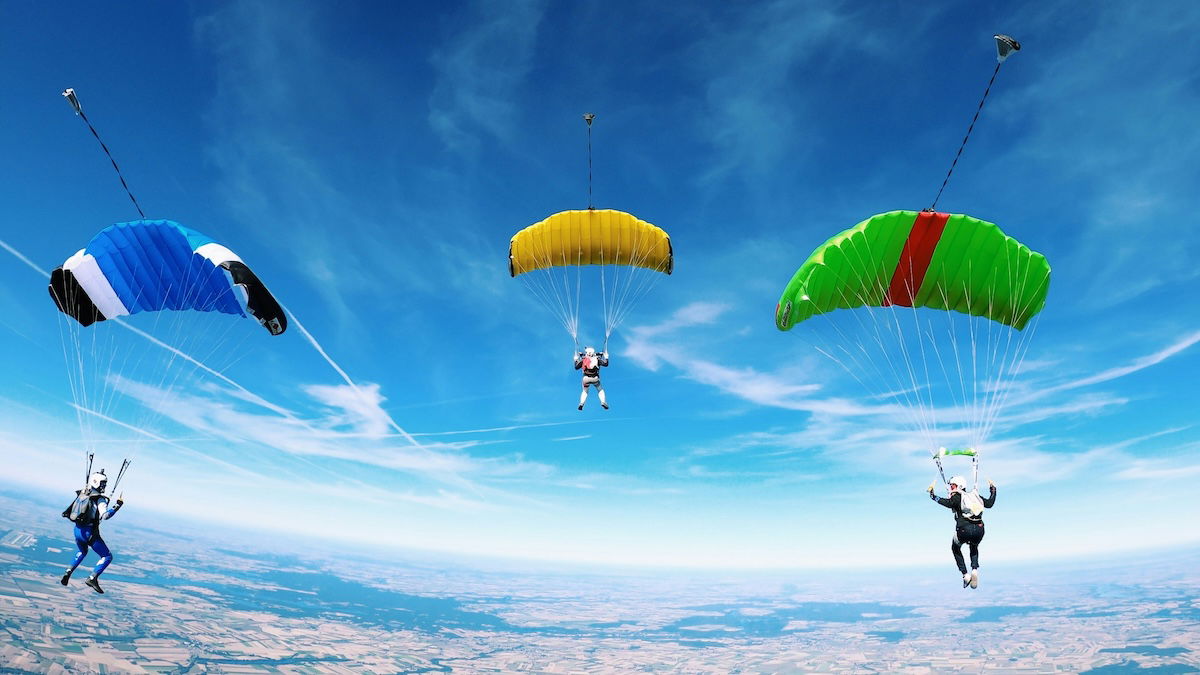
[{"xmin": 2, "ymin": 491, "xmax": 1197, "ymax": 673}]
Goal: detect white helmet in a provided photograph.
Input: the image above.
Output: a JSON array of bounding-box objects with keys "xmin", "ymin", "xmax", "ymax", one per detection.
[
  {"xmin": 88, "ymin": 471, "xmax": 108, "ymax": 491},
  {"xmin": 584, "ymin": 347, "xmax": 596, "ymax": 357},
  {"xmin": 948, "ymin": 476, "xmax": 967, "ymax": 492}
]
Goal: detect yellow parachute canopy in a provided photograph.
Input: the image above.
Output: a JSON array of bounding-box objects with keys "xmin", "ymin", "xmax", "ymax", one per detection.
[{"xmin": 509, "ymin": 209, "xmax": 673, "ymax": 277}]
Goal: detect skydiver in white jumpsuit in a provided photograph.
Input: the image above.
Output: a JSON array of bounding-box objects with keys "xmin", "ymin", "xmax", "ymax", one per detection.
[{"xmin": 574, "ymin": 346, "xmax": 609, "ymax": 410}]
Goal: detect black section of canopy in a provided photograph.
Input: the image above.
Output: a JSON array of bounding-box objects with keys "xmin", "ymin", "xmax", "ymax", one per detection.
[
  {"xmin": 49, "ymin": 267, "xmax": 106, "ymax": 327},
  {"xmin": 221, "ymin": 261, "xmax": 287, "ymax": 335}
]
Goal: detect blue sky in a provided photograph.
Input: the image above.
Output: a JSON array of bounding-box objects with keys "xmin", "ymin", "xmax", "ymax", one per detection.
[{"xmin": 1, "ymin": 1, "xmax": 1198, "ymax": 569}]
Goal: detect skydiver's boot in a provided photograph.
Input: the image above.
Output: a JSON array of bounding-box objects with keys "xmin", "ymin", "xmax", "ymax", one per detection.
[
  {"xmin": 969, "ymin": 569, "xmax": 979, "ymax": 589},
  {"xmin": 84, "ymin": 576, "xmax": 104, "ymax": 594},
  {"xmin": 60, "ymin": 569, "xmax": 72, "ymax": 586},
  {"xmin": 599, "ymin": 390, "xmax": 608, "ymax": 410},
  {"xmin": 962, "ymin": 572, "xmax": 972, "ymax": 588},
  {"xmin": 579, "ymin": 390, "xmax": 587, "ymax": 411}
]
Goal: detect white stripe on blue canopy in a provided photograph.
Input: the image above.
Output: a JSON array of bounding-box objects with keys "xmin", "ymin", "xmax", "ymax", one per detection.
[{"xmin": 62, "ymin": 249, "xmax": 130, "ymax": 319}]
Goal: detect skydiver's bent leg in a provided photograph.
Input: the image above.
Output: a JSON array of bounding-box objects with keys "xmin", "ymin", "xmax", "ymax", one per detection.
[
  {"xmin": 62, "ymin": 523, "xmax": 92, "ymax": 581},
  {"xmin": 580, "ymin": 376, "xmax": 600, "ymax": 410},
  {"xmin": 63, "ymin": 526, "xmax": 92, "ymax": 583},
  {"xmin": 88, "ymin": 536, "xmax": 113, "ymax": 578},
  {"xmin": 950, "ymin": 533, "xmax": 969, "ymax": 576},
  {"xmin": 595, "ymin": 381, "xmax": 608, "ymax": 409}
]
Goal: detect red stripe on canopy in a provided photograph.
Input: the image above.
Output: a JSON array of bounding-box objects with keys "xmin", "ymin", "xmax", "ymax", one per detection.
[{"xmin": 883, "ymin": 211, "xmax": 950, "ymax": 307}]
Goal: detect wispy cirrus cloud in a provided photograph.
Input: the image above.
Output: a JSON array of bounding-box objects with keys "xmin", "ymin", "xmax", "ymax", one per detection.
[
  {"xmin": 626, "ymin": 301, "xmax": 906, "ymax": 417},
  {"xmin": 686, "ymin": 1, "xmax": 876, "ymax": 183},
  {"xmin": 999, "ymin": 3, "xmax": 1200, "ymax": 308},
  {"xmin": 1113, "ymin": 455, "xmax": 1200, "ymax": 482},
  {"xmin": 428, "ymin": 0, "xmax": 547, "ymax": 153},
  {"xmin": 110, "ymin": 375, "xmax": 555, "ymax": 493},
  {"xmin": 627, "ymin": 299, "xmax": 1194, "ymax": 491},
  {"xmin": 1045, "ymin": 330, "xmax": 1200, "ymax": 394}
]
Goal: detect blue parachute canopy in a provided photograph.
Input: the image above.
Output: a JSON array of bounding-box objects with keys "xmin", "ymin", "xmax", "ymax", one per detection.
[{"xmin": 49, "ymin": 220, "xmax": 286, "ymax": 335}]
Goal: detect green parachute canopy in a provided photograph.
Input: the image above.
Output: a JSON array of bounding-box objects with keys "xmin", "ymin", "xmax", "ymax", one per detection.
[
  {"xmin": 775, "ymin": 211, "xmax": 1050, "ymax": 331},
  {"xmin": 773, "ymin": 210, "xmax": 1051, "ymax": 461}
]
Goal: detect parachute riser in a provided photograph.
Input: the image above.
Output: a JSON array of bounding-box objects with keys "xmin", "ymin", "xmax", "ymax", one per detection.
[
  {"xmin": 109, "ymin": 458, "xmax": 131, "ymax": 496},
  {"xmin": 933, "ymin": 452, "xmax": 949, "ymax": 486}
]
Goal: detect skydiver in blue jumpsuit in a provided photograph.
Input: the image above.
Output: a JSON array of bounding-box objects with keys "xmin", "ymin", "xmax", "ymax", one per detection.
[{"xmin": 61, "ymin": 470, "xmax": 124, "ymax": 593}]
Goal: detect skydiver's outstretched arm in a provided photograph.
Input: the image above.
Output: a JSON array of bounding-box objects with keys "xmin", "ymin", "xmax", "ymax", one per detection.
[
  {"xmin": 102, "ymin": 495, "xmax": 124, "ymax": 520},
  {"xmin": 982, "ymin": 482, "xmax": 997, "ymax": 508},
  {"xmin": 931, "ymin": 491, "xmax": 960, "ymax": 510}
]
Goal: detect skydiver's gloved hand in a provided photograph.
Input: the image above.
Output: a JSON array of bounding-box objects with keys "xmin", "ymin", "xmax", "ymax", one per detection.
[
  {"xmin": 987, "ymin": 479, "xmax": 996, "ymax": 489},
  {"xmin": 602, "ymin": 351, "xmax": 608, "ymax": 359},
  {"xmin": 926, "ymin": 481, "xmax": 935, "ymax": 493},
  {"xmin": 116, "ymin": 493, "xmax": 124, "ymax": 506}
]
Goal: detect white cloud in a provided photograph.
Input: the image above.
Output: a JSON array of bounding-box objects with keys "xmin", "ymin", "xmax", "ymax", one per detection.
[
  {"xmin": 626, "ymin": 301, "xmax": 917, "ymax": 417},
  {"xmin": 626, "ymin": 298, "xmax": 1197, "ymax": 493},
  {"xmin": 304, "ymin": 382, "xmax": 393, "ymax": 437},
  {"xmin": 108, "ymin": 375, "xmax": 555, "ymax": 492},
  {"xmin": 1114, "ymin": 459, "xmax": 1200, "ymax": 482}
]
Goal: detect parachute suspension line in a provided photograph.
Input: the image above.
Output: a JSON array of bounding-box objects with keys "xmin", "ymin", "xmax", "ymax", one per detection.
[
  {"xmin": 573, "ymin": 251, "xmax": 583, "ymax": 343},
  {"xmin": 810, "ymin": 236, "xmax": 936, "ymax": 446},
  {"xmin": 970, "ymin": 253, "xmax": 1008, "ymax": 450},
  {"xmin": 62, "ymin": 88, "xmax": 146, "ymax": 219},
  {"xmin": 929, "ymin": 35, "xmax": 1020, "ymax": 211},
  {"xmin": 605, "ymin": 222, "xmax": 668, "ymax": 338},
  {"xmin": 979, "ymin": 270, "xmax": 1010, "ymax": 450},
  {"xmin": 977, "ymin": 253, "xmax": 1043, "ymax": 446},
  {"xmin": 905, "ymin": 292, "xmax": 944, "ymax": 445},
  {"xmin": 866, "ymin": 239, "xmax": 939, "ymax": 448},
  {"xmin": 809, "ymin": 236, "xmax": 911, "ymax": 421},
  {"xmin": 930, "ymin": 285, "xmax": 969, "ymax": 447},
  {"xmin": 885, "ymin": 296, "xmax": 936, "ymax": 449},
  {"xmin": 981, "ymin": 317, "xmax": 1039, "ymax": 445},
  {"xmin": 854, "ymin": 223, "xmax": 938, "ymax": 448},
  {"xmin": 599, "ymin": 237, "xmax": 610, "ymax": 345},
  {"xmin": 949, "ymin": 286, "xmax": 980, "ymax": 448},
  {"xmin": 519, "ymin": 232, "xmax": 579, "ymax": 340}
]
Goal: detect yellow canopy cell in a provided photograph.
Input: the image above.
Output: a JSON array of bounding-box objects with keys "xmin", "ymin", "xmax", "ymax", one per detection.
[{"xmin": 509, "ymin": 209, "xmax": 673, "ymax": 277}]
